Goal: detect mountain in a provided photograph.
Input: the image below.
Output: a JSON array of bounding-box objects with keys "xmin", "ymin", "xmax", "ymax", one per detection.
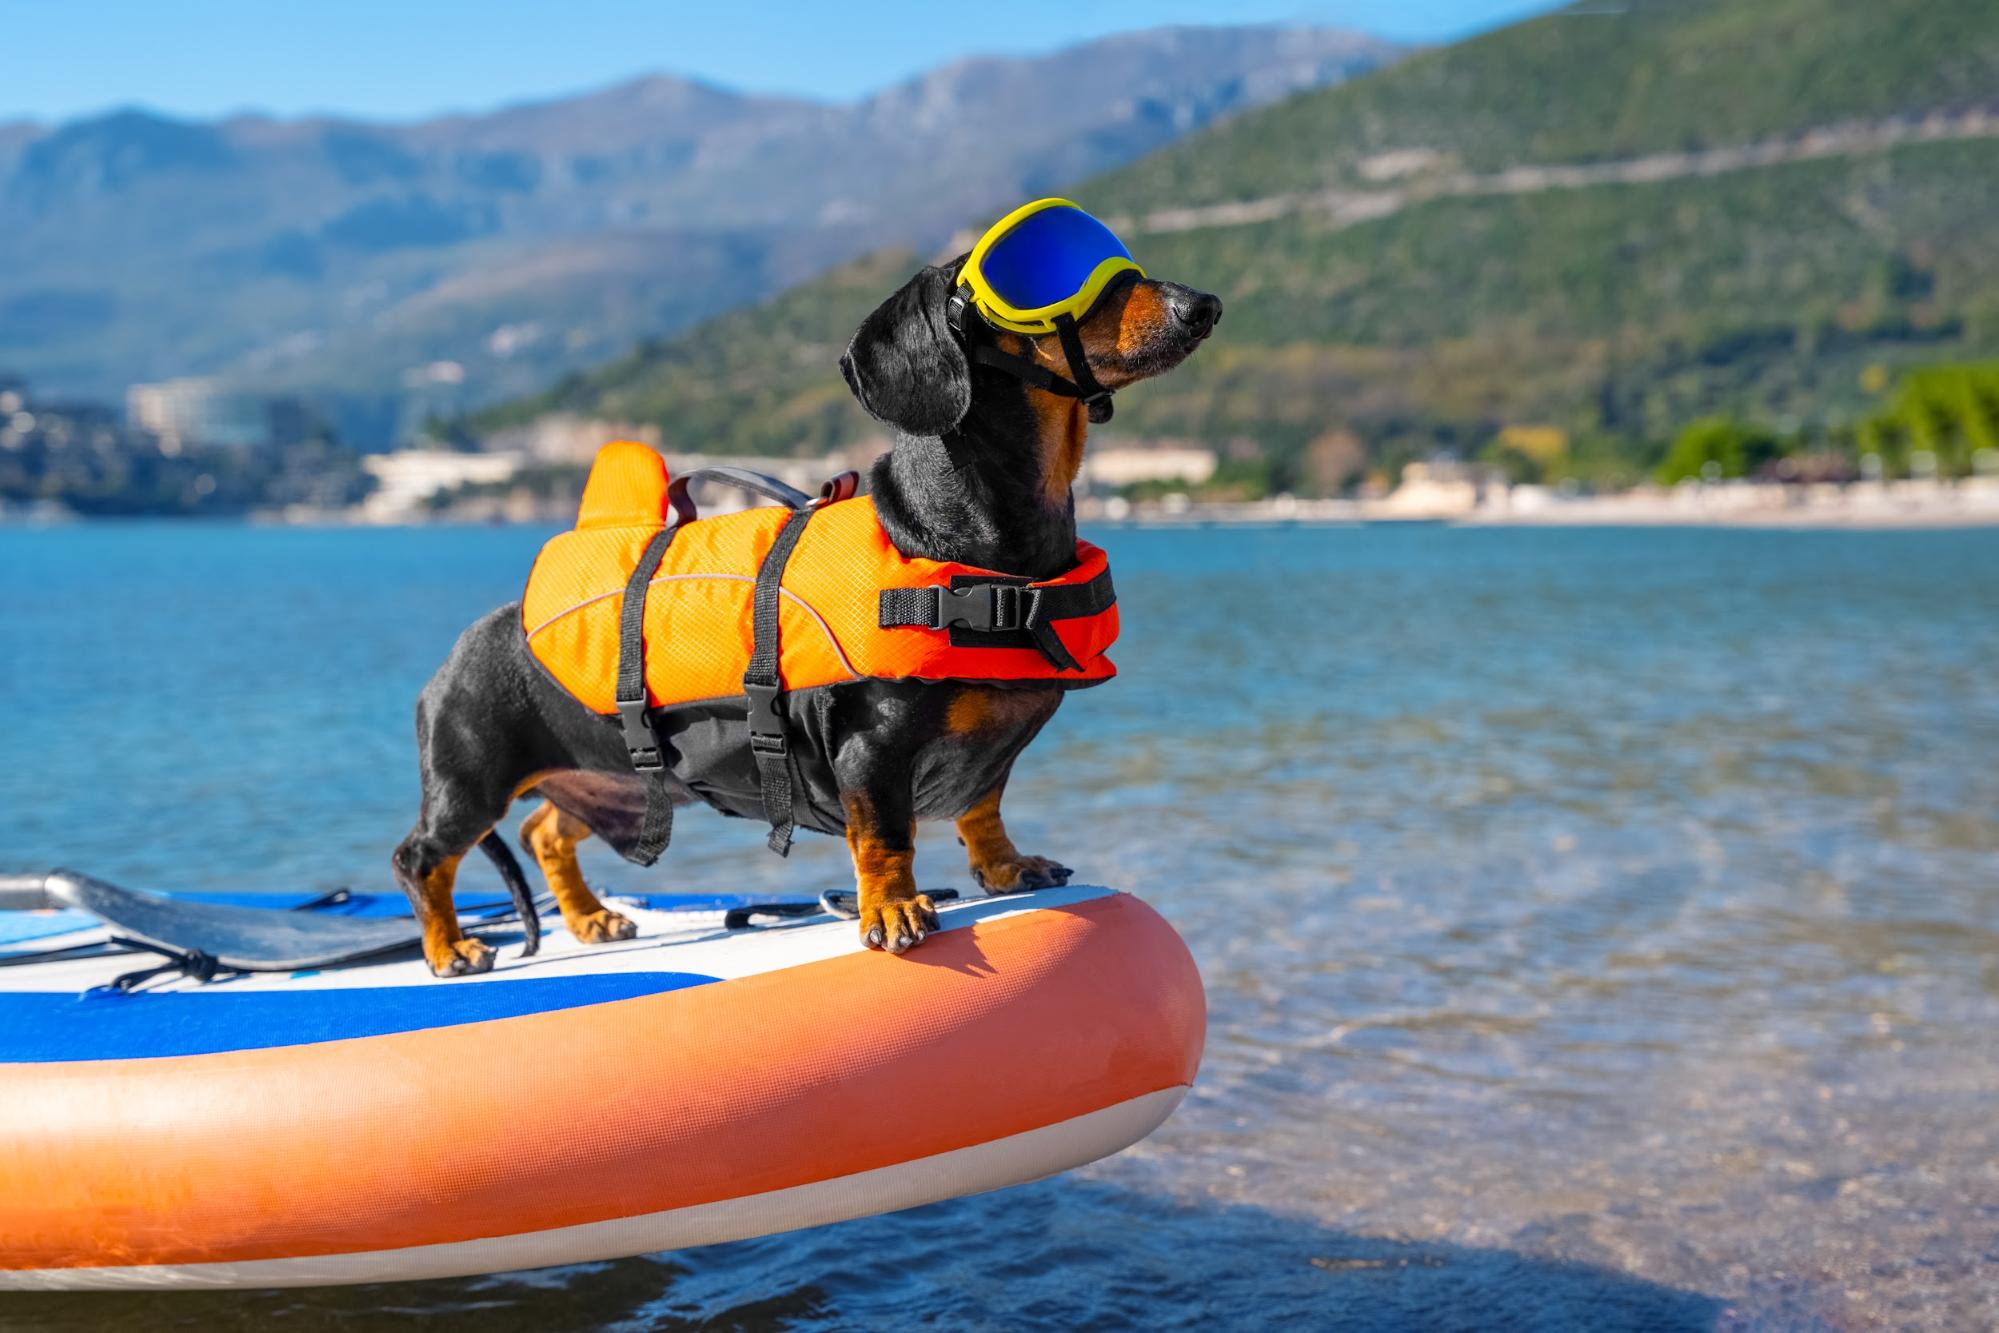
[
  {"xmin": 483, "ymin": 0, "xmax": 1999, "ymax": 488},
  {"xmin": 0, "ymin": 26, "xmax": 1399, "ymax": 436}
]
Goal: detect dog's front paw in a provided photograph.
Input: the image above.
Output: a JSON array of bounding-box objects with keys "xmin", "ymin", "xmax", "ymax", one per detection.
[
  {"xmin": 567, "ymin": 908, "xmax": 637, "ymax": 945},
  {"xmin": 427, "ymin": 937, "xmax": 496, "ymax": 977},
  {"xmin": 970, "ymin": 853, "xmax": 1073, "ymax": 894},
  {"xmin": 859, "ymin": 894, "xmax": 939, "ymax": 955}
]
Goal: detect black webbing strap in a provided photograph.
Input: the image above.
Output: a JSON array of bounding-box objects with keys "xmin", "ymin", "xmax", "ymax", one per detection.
[
  {"xmin": 615, "ymin": 524, "xmax": 680, "ymax": 866},
  {"xmin": 961, "ymin": 332, "xmax": 1113, "ymax": 423},
  {"xmin": 967, "ymin": 342, "xmax": 1067, "ymax": 394},
  {"xmin": 744, "ymin": 506, "xmax": 818, "ymax": 855},
  {"xmin": 947, "ymin": 283, "xmax": 1118, "ymax": 423},
  {"xmin": 878, "ymin": 567, "xmax": 1115, "ymax": 672},
  {"xmin": 1052, "ymin": 311, "xmax": 1114, "ymax": 423}
]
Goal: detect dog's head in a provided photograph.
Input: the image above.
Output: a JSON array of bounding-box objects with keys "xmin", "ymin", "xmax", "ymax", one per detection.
[{"xmin": 839, "ymin": 258, "xmax": 1222, "ymax": 440}]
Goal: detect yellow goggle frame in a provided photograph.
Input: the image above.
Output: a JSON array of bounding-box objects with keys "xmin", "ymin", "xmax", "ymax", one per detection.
[{"xmin": 958, "ymin": 197, "xmax": 1145, "ymax": 336}]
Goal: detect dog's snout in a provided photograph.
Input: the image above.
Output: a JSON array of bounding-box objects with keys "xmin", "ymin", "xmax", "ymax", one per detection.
[{"xmin": 1173, "ymin": 291, "xmax": 1223, "ymax": 337}]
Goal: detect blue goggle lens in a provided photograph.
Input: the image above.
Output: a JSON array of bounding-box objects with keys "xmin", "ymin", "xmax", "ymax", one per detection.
[{"xmin": 979, "ymin": 206, "xmax": 1134, "ymax": 313}]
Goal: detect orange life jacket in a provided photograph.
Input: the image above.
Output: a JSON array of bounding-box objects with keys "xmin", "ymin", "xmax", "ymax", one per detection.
[{"xmin": 519, "ymin": 442, "xmax": 1118, "ymax": 860}]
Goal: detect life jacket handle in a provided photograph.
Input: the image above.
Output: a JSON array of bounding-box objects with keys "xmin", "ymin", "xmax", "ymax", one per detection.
[
  {"xmin": 665, "ymin": 467, "xmax": 864, "ymax": 527},
  {"xmin": 666, "ymin": 466, "xmax": 816, "ymax": 526}
]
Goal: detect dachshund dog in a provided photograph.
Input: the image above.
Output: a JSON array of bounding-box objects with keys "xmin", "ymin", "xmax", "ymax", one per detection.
[{"xmin": 392, "ymin": 256, "xmax": 1221, "ymax": 975}]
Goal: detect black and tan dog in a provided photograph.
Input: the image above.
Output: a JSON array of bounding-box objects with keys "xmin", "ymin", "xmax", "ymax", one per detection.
[{"xmin": 392, "ymin": 258, "xmax": 1221, "ymax": 976}]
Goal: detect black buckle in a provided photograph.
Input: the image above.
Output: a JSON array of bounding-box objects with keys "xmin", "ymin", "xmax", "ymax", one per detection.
[
  {"xmin": 744, "ymin": 680, "xmax": 786, "ymax": 754},
  {"xmin": 616, "ymin": 697, "xmax": 664, "ymax": 771},
  {"xmin": 932, "ymin": 583, "xmax": 1034, "ymax": 633}
]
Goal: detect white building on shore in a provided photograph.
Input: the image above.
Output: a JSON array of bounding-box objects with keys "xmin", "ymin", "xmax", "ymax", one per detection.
[{"xmin": 360, "ymin": 450, "xmax": 525, "ymax": 523}]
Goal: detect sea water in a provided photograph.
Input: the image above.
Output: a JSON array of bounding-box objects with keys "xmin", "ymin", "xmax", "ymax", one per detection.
[{"xmin": 2, "ymin": 521, "xmax": 1996, "ymax": 1328}]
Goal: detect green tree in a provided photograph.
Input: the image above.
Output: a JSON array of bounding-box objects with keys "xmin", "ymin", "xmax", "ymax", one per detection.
[
  {"xmin": 1859, "ymin": 360, "xmax": 1999, "ymax": 477},
  {"xmin": 1655, "ymin": 416, "xmax": 1783, "ymax": 484}
]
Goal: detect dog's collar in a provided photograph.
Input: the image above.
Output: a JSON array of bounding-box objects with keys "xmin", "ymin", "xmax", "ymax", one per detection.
[{"xmin": 947, "ymin": 283, "xmax": 1118, "ymax": 425}]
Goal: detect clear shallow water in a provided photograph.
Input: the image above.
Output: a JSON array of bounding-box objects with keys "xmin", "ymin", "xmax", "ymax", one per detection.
[{"xmin": 2, "ymin": 521, "xmax": 1997, "ymax": 1329}]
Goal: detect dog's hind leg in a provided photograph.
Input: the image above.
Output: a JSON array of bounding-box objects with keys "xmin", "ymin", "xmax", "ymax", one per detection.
[
  {"xmin": 955, "ymin": 785, "xmax": 1073, "ymax": 894},
  {"xmin": 391, "ymin": 691, "xmax": 530, "ymax": 977},
  {"xmin": 519, "ymin": 800, "xmax": 636, "ymax": 945},
  {"xmin": 392, "ymin": 817, "xmax": 501, "ymax": 978}
]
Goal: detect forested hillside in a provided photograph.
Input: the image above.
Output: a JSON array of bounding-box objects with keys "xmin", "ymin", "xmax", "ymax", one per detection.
[{"xmin": 477, "ymin": 0, "xmax": 1999, "ymax": 490}]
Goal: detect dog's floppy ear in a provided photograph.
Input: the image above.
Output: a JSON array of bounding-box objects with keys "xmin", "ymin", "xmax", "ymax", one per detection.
[{"xmin": 840, "ymin": 264, "xmax": 970, "ymax": 437}]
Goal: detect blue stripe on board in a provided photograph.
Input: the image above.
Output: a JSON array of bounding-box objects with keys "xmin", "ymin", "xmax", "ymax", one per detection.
[
  {"xmin": 0, "ymin": 971, "xmax": 718, "ymax": 1063},
  {"xmin": 0, "ymin": 912, "xmax": 96, "ymax": 946},
  {"xmin": 622, "ymin": 892, "xmax": 816, "ymax": 912}
]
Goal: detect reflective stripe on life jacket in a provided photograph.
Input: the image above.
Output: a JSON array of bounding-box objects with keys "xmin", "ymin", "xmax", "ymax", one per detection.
[{"xmin": 521, "ymin": 442, "xmax": 1118, "ymax": 715}]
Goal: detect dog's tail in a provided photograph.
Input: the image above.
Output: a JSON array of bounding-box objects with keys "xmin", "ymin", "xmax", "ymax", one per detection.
[{"xmin": 476, "ymin": 831, "xmax": 541, "ymax": 958}]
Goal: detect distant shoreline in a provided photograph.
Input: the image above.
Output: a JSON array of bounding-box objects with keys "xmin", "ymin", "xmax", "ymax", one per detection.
[
  {"xmin": 9, "ymin": 481, "xmax": 1999, "ymax": 533},
  {"xmin": 1077, "ymin": 478, "xmax": 1999, "ymax": 532}
]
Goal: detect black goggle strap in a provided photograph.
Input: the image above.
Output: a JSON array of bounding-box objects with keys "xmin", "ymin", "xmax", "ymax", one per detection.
[
  {"xmin": 950, "ymin": 287, "xmax": 1115, "ymax": 424},
  {"xmin": 1052, "ymin": 311, "xmax": 1113, "ymax": 424}
]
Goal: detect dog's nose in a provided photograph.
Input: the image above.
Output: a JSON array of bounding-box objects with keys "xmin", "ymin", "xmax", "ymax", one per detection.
[{"xmin": 1173, "ymin": 291, "xmax": 1223, "ymax": 337}]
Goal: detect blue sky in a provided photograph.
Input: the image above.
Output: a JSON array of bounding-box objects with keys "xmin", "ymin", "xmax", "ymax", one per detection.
[{"xmin": 3, "ymin": 0, "xmax": 1560, "ymax": 125}]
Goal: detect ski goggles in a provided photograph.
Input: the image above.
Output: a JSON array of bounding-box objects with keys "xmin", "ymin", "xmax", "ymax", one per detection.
[{"xmin": 957, "ymin": 198, "xmax": 1145, "ymax": 335}]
